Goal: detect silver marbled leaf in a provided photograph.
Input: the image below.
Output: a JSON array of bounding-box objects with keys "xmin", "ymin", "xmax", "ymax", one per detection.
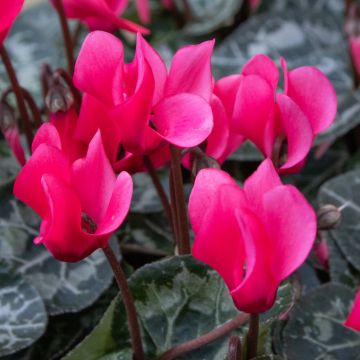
[
  {"xmin": 318, "ymin": 169, "xmax": 360, "ymax": 272},
  {"xmin": 0, "ymin": 270, "xmax": 47, "ymax": 357},
  {"xmin": 174, "ymin": 0, "xmax": 243, "ymax": 36},
  {"xmin": 0, "ymin": 199, "xmax": 119, "ymax": 315},
  {"xmin": 283, "ymin": 283, "xmax": 360, "ymax": 360},
  {"xmin": 113, "ymin": 255, "xmax": 294, "ymax": 359}
]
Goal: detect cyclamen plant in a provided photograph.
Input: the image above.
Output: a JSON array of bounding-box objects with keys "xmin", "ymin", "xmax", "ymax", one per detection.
[{"xmin": 1, "ymin": 0, "xmax": 360, "ymax": 360}]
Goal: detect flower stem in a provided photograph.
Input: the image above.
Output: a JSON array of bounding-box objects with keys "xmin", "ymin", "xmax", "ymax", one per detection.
[
  {"xmin": 157, "ymin": 313, "xmax": 249, "ymax": 360},
  {"xmin": 53, "ymin": 0, "xmax": 75, "ymax": 74},
  {"xmin": 0, "ymin": 46, "xmax": 33, "ymax": 149},
  {"xmin": 169, "ymin": 145, "xmax": 190, "ymax": 255},
  {"xmin": 103, "ymin": 246, "xmax": 144, "ymax": 360},
  {"xmin": 246, "ymin": 313, "xmax": 259, "ymax": 360},
  {"xmin": 143, "ymin": 155, "xmax": 173, "ymax": 233}
]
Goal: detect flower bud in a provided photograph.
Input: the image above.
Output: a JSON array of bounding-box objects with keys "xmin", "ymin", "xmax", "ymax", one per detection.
[
  {"xmin": 45, "ymin": 84, "xmax": 74, "ymax": 113},
  {"xmin": 188, "ymin": 147, "xmax": 220, "ymax": 178},
  {"xmin": 317, "ymin": 204, "xmax": 341, "ymax": 231},
  {"xmin": 0, "ymin": 101, "xmax": 16, "ymax": 131}
]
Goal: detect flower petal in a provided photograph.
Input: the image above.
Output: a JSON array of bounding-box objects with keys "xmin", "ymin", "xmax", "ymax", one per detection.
[
  {"xmin": 153, "ymin": 93, "xmax": 213, "ymax": 148},
  {"xmin": 96, "ymin": 171, "xmax": 133, "ymax": 234},
  {"xmin": 189, "ymin": 168, "xmax": 236, "ymax": 234},
  {"xmin": 71, "ymin": 131, "xmax": 116, "ymax": 224},
  {"xmin": 74, "ymin": 31, "xmax": 124, "ymax": 105},
  {"xmin": 14, "ymin": 144, "xmax": 71, "ymax": 218},
  {"xmin": 230, "ymin": 209, "xmax": 278, "ymax": 313},
  {"xmin": 276, "ymin": 94, "xmax": 313, "ymax": 172},
  {"xmin": 262, "ymin": 184, "xmax": 317, "ymax": 281},
  {"xmin": 2, "ymin": 127, "xmax": 26, "ymax": 166},
  {"xmin": 165, "ymin": 40, "xmax": 215, "ymax": 101},
  {"xmin": 344, "ymin": 289, "xmax": 360, "ymax": 332},
  {"xmin": 137, "ymin": 34, "xmax": 167, "ymax": 105},
  {"xmin": 287, "ymin": 66, "xmax": 337, "ymax": 134},
  {"xmin": 232, "ymin": 74, "xmax": 275, "ymax": 155},
  {"xmin": 243, "ymin": 158, "xmax": 281, "ymax": 213},
  {"xmin": 192, "ymin": 183, "xmax": 246, "ymax": 291},
  {"xmin": 32, "ymin": 123, "xmax": 62, "ymax": 153},
  {"xmin": 0, "ymin": 0, "xmax": 24, "ymax": 44},
  {"xmin": 135, "ymin": 0, "xmax": 150, "ymax": 23},
  {"xmin": 214, "ymin": 75, "xmax": 242, "ymax": 118},
  {"xmin": 40, "ymin": 174, "xmax": 97, "ymax": 262},
  {"xmin": 205, "ymin": 95, "xmax": 230, "ymax": 161},
  {"xmin": 242, "ymin": 54, "xmax": 279, "ymax": 92}
]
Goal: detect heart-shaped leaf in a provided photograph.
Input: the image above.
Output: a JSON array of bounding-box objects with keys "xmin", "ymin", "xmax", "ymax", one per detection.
[{"xmin": 283, "ymin": 283, "xmax": 360, "ymax": 360}]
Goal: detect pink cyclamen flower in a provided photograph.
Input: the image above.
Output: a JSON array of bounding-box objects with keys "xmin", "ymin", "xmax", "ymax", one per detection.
[
  {"xmin": 74, "ymin": 31, "xmax": 214, "ymax": 169},
  {"xmin": 189, "ymin": 159, "xmax": 317, "ymax": 313},
  {"xmin": 345, "ymin": 289, "xmax": 360, "ymax": 332},
  {"xmin": 14, "ymin": 124, "xmax": 133, "ymax": 262},
  {"xmin": 51, "ymin": 0, "xmax": 149, "ymax": 34},
  {"xmin": 314, "ymin": 237, "xmax": 329, "ymax": 271},
  {"xmin": 350, "ymin": 37, "xmax": 360, "ymax": 76},
  {"xmin": 216, "ymin": 55, "xmax": 337, "ymax": 174},
  {"xmin": 0, "ymin": 0, "xmax": 24, "ymax": 45}
]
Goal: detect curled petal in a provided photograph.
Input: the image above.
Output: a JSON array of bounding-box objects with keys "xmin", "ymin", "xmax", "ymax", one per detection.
[
  {"xmin": 214, "ymin": 75, "xmax": 242, "ymax": 118},
  {"xmin": 3, "ymin": 127, "xmax": 26, "ymax": 166},
  {"xmin": 205, "ymin": 95, "xmax": 230, "ymax": 161},
  {"xmin": 287, "ymin": 66, "xmax": 337, "ymax": 134},
  {"xmin": 262, "ymin": 184, "xmax": 317, "ymax": 281},
  {"xmin": 14, "ymin": 144, "xmax": 71, "ymax": 218},
  {"xmin": 74, "ymin": 31, "xmax": 124, "ymax": 105},
  {"xmin": 243, "ymin": 158, "xmax": 281, "ymax": 213},
  {"xmin": 345, "ymin": 289, "xmax": 360, "ymax": 332},
  {"xmin": 96, "ymin": 171, "xmax": 133, "ymax": 234},
  {"xmin": 189, "ymin": 168, "xmax": 237, "ymax": 234},
  {"xmin": 137, "ymin": 34, "xmax": 167, "ymax": 105},
  {"xmin": 71, "ymin": 131, "xmax": 116, "ymax": 224},
  {"xmin": 153, "ymin": 93, "xmax": 213, "ymax": 148},
  {"xmin": 165, "ymin": 40, "xmax": 215, "ymax": 101},
  {"xmin": 32, "ymin": 123, "xmax": 62, "ymax": 153},
  {"xmin": 192, "ymin": 183, "xmax": 246, "ymax": 291},
  {"xmin": 40, "ymin": 174, "xmax": 96, "ymax": 262},
  {"xmin": 231, "ymin": 210, "xmax": 278, "ymax": 313},
  {"xmin": 242, "ymin": 54, "xmax": 279, "ymax": 92},
  {"xmin": 276, "ymin": 94, "xmax": 313, "ymax": 172},
  {"xmin": 232, "ymin": 74, "xmax": 275, "ymax": 155}
]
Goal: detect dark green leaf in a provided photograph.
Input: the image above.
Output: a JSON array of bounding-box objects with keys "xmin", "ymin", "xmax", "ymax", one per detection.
[
  {"xmin": 283, "ymin": 284, "xmax": 360, "ymax": 360},
  {"xmin": 113, "ymin": 256, "xmax": 294, "ymax": 359}
]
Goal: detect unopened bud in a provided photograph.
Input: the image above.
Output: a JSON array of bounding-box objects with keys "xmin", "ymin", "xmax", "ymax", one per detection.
[
  {"xmin": 0, "ymin": 101, "xmax": 16, "ymax": 131},
  {"xmin": 317, "ymin": 204, "xmax": 341, "ymax": 231},
  {"xmin": 227, "ymin": 336, "xmax": 242, "ymax": 360},
  {"xmin": 45, "ymin": 84, "xmax": 74, "ymax": 113},
  {"xmin": 190, "ymin": 147, "xmax": 220, "ymax": 178}
]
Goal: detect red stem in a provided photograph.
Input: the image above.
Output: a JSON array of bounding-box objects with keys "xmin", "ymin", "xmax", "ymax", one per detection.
[
  {"xmin": 169, "ymin": 145, "xmax": 190, "ymax": 254},
  {"xmin": 0, "ymin": 46, "xmax": 33, "ymax": 149},
  {"xmin": 103, "ymin": 246, "xmax": 144, "ymax": 360},
  {"xmin": 53, "ymin": 0, "xmax": 75, "ymax": 74},
  {"xmin": 157, "ymin": 313, "xmax": 249, "ymax": 360}
]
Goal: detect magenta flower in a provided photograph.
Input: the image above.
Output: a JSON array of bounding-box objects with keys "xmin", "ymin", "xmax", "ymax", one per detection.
[
  {"xmin": 217, "ymin": 55, "xmax": 337, "ymax": 173},
  {"xmin": 0, "ymin": 0, "xmax": 24, "ymax": 45},
  {"xmin": 189, "ymin": 159, "xmax": 316, "ymax": 313},
  {"xmin": 51, "ymin": 0, "xmax": 149, "ymax": 34},
  {"xmin": 14, "ymin": 124, "xmax": 133, "ymax": 262},
  {"xmin": 345, "ymin": 289, "xmax": 360, "ymax": 332},
  {"xmin": 1, "ymin": 126, "xmax": 26, "ymax": 166},
  {"xmin": 73, "ymin": 31, "xmax": 214, "ymax": 169}
]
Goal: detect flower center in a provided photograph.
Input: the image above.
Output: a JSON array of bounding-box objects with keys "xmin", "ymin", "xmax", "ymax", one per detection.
[{"xmin": 81, "ymin": 213, "xmax": 98, "ymax": 234}]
